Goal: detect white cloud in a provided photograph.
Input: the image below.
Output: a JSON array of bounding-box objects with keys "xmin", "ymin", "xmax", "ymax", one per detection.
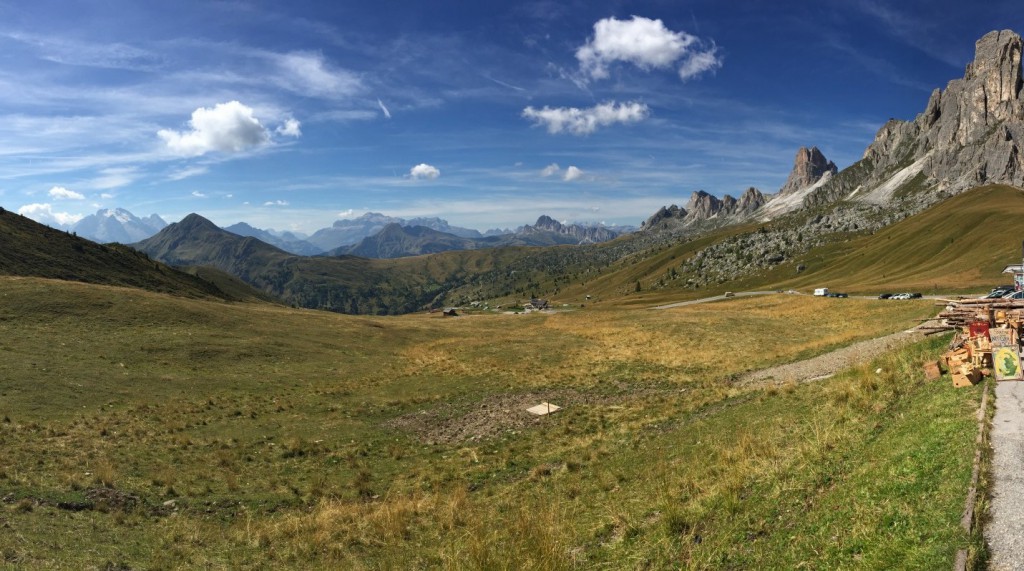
[
  {"xmin": 158, "ymin": 100, "xmax": 271, "ymax": 157},
  {"xmin": 522, "ymin": 101, "xmax": 649, "ymax": 135},
  {"xmin": 338, "ymin": 208, "xmax": 355, "ymax": 217},
  {"xmin": 276, "ymin": 118, "xmax": 302, "ymax": 137},
  {"xmin": 169, "ymin": 166, "xmax": 209, "ymax": 181},
  {"xmin": 92, "ymin": 167, "xmax": 137, "ymax": 189},
  {"xmin": 264, "ymin": 200, "xmax": 289, "ymax": 206},
  {"xmin": 17, "ymin": 203, "xmax": 83, "ymax": 226},
  {"xmin": 576, "ymin": 16, "xmax": 722, "ymax": 82},
  {"xmin": 48, "ymin": 185, "xmax": 84, "ymax": 200},
  {"xmin": 192, "ymin": 191, "xmax": 206, "ymax": 198},
  {"xmin": 540, "ymin": 163, "xmax": 561, "ymax": 177},
  {"xmin": 678, "ymin": 47, "xmax": 723, "ymax": 81},
  {"xmin": 271, "ymin": 51, "xmax": 362, "ymax": 98},
  {"xmin": 563, "ymin": 166, "xmax": 584, "ymax": 181},
  {"xmin": 377, "ymin": 98, "xmax": 392, "ymax": 119},
  {"xmin": 409, "ymin": 163, "xmax": 441, "ymax": 180},
  {"xmin": 100, "ymin": 193, "xmax": 114, "ymax": 199}
]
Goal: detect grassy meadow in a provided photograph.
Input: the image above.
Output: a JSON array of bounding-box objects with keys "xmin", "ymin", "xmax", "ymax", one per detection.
[{"xmin": 0, "ymin": 277, "xmax": 985, "ymax": 569}]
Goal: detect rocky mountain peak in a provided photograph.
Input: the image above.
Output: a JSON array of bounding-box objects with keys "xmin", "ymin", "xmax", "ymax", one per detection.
[
  {"xmin": 778, "ymin": 147, "xmax": 837, "ymax": 195},
  {"xmin": 177, "ymin": 213, "xmax": 221, "ymax": 233},
  {"xmin": 965, "ymin": 30, "xmax": 1023, "ymax": 118},
  {"xmin": 735, "ymin": 187, "xmax": 766, "ymax": 214},
  {"xmin": 926, "ymin": 29, "xmax": 1024, "ymax": 149},
  {"xmin": 641, "ymin": 205, "xmax": 685, "ymax": 229},
  {"xmin": 684, "ymin": 190, "xmax": 720, "ymax": 221},
  {"xmin": 534, "ymin": 215, "xmax": 562, "ymax": 231},
  {"xmin": 804, "ymin": 29, "xmax": 1024, "ymax": 209}
]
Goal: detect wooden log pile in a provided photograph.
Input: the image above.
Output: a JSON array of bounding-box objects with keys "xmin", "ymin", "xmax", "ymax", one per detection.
[{"xmin": 933, "ymin": 298, "xmax": 1024, "ymax": 387}]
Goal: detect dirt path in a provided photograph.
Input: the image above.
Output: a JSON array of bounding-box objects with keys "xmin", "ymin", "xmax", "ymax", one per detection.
[{"xmin": 737, "ymin": 327, "xmax": 926, "ymax": 386}]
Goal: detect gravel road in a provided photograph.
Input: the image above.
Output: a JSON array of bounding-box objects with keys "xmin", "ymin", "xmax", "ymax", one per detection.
[
  {"xmin": 737, "ymin": 328, "xmax": 926, "ymax": 386},
  {"xmin": 988, "ymin": 382, "xmax": 1024, "ymax": 570}
]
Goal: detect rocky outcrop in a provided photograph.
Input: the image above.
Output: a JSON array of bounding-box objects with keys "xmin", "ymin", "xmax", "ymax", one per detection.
[
  {"xmin": 682, "ymin": 188, "xmax": 767, "ymax": 223},
  {"xmin": 809, "ymin": 29, "xmax": 1024, "ymax": 207},
  {"xmin": 641, "ymin": 205, "xmax": 686, "ymax": 229},
  {"xmin": 643, "ymin": 187, "xmax": 767, "ymax": 231},
  {"xmin": 684, "ymin": 190, "xmax": 723, "ymax": 222},
  {"xmin": 735, "ymin": 187, "xmax": 767, "ymax": 214},
  {"xmin": 524, "ymin": 215, "xmax": 619, "ymax": 244},
  {"xmin": 778, "ymin": 147, "xmax": 837, "ymax": 195}
]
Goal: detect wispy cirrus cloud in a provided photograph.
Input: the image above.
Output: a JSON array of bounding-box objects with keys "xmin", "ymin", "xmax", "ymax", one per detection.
[
  {"xmin": 268, "ymin": 51, "xmax": 363, "ymax": 98},
  {"xmin": 92, "ymin": 167, "xmax": 139, "ymax": 190},
  {"xmin": 377, "ymin": 98, "xmax": 392, "ymax": 118},
  {"xmin": 1, "ymin": 31, "xmax": 163, "ymax": 71}
]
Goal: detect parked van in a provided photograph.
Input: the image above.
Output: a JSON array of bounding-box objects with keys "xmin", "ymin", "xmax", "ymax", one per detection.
[{"xmin": 813, "ymin": 288, "xmax": 829, "ymax": 296}]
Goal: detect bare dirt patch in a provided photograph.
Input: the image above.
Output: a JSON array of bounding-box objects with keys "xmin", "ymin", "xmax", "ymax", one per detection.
[{"xmin": 386, "ymin": 390, "xmax": 586, "ymax": 445}]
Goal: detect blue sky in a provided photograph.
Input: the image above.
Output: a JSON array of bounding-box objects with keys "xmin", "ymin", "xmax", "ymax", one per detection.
[{"xmin": 2, "ymin": 0, "xmax": 1023, "ymax": 233}]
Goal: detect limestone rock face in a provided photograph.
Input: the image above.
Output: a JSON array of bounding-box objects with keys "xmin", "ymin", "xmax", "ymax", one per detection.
[
  {"xmin": 684, "ymin": 190, "xmax": 726, "ymax": 222},
  {"xmin": 810, "ymin": 29, "xmax": 1024, "ymax": 207},
  {"xmin": 778, "ymin": 147, "xmax": 837, "ymax": 195},
  {"xmin": 735, "ymin": 187, "xmax": 767, "ymax": 214}
]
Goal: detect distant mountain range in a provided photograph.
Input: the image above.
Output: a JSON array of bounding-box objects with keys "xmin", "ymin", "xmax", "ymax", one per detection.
[
  {"xmin": 71, "ymin": 208, "xmax": 167, "ymax": 244},
  {"xmin": 334, "ymin": 215, "xmax": 623, "ymax": 258},
  {"xmin": 67, "ymin": 206, "xmax": 626, "ymax": 258},
  {"xmin": 222, "ymin": 222, "xmax": 322, "ymax": 256}
]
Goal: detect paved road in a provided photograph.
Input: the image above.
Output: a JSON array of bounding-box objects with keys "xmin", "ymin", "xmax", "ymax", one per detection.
[
  {"xmin": 650, "ymin": 290, "xmax": 959, "ymax": 310},
  {"xmin": 989, "ymin": 381, "xmax": 1024, "ymax": 570},
  {"xmin": 650, "ymin": 290, "xmax": 790, "ymax": 309}
]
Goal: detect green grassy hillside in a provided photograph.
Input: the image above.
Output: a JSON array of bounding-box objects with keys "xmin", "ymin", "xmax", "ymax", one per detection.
[
  {"xmin": 0, "ymin": 277, "xmax": 983, "ymax": 568},
  {"xmin": 0, "ymin": 208, "xmax": 238, "ymax": 300},
  {"xmin": 576, "ymin": 184, "xmax": 1024, "ymax": 306},
  {"xmin": 771, "ymin": 184, "xmax": 1024, "ymax": 293}
]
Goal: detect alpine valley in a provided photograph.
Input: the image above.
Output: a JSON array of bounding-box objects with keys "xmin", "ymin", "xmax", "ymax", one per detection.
[
  {"xmin": 1, "ymin": 23, "xmax": 1019, "ymax": 571},
  {"xmin": 72, "ymin": 30, "xmax": 1019, "ymax": 313}
]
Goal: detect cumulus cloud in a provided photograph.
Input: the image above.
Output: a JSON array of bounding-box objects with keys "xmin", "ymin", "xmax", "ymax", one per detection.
[
  {"xmin": 276, "ymin": 118, "xmax": 302, "ymax": 137},
  {"xmin": 576, "ymin": 16, "xmax": 722, "ymax": 82},
  {"xmin": 264, "ymin": 200, "xmax": 289, "ymax": 206},
  {"xmin": 540, "ymin": 163, "xmax": 561, "ymax": 177},
  {"xmin": 158, "ymin": 100, "xmax": 271, "ymax": 157},
  {"xmin": 409, "ymin": 163, "xmax": 441, "ymax": 180},
  {"xmin": 377, "ymin": 98, "xmax": 392, "ymax": 119},
  {"xmin": 48, "ymin": 186, "xmax": 84, "ymax": 200},
  {"xmin": 17, "ymin": 203, "xmax": 83, "ymax": 226},
  {"xmin": 563, "ymin": 166, "xmax": 584, "ymax": 181},
  {"xmin": 522, "ymin": 101, "xmax": 649, "ymax": 135}
]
